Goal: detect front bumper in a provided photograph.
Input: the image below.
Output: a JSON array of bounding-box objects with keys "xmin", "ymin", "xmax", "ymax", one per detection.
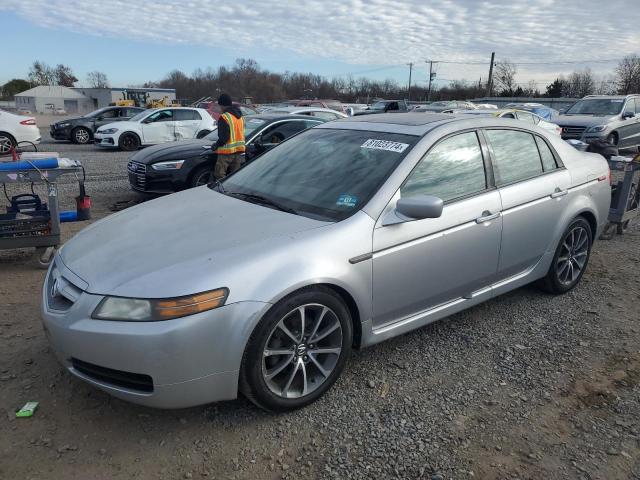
[
  {"xmin": 94, "ymin": 133, "xmax": 116, "ymax": 147},
  {"xmin": 41, "ymin": 258, "xmax": 270, "ymax": 408},
  {"xmin": 50, "ymin": 125, "xmax": 71, "ymax": 140}
]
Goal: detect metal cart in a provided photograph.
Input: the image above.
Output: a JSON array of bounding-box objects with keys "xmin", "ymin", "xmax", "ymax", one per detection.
[
  {"xmin": 601, "ymin": 154, "xmax": 640, "ymax": 238},
  {"xmin": 0, "ymin": 159, "xmax": 84, "ymax": 267}
]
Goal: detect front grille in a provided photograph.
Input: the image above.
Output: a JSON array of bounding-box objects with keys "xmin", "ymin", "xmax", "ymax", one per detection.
[
  {"xmin": 71, "ymin": 358, "xmax": 154, "ymax": 393},
  {"xmin": 560, "ymin": 125, "xmax": 587, "ymax": 139},
  {"xmin": 127, "ymin": 161, "xmax": 147, "ymax": 190},
  {"xmin": 46, "ymin": 265, "xmax": 83, "ymax": 312}
]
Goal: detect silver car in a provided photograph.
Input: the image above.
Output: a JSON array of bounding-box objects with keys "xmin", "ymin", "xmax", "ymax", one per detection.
[{"xmin": 41, "ymin": 113, "xmax": 611, "ymax": 411}]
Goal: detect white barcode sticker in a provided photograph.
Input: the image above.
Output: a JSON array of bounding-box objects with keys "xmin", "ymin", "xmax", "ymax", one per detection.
[{"xmin": 361, "ymin": 139, "xmax": 409, "ymax": 153}]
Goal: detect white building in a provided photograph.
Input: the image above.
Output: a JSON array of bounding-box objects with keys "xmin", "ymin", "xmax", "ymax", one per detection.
[{"xmin": 14, "ymin": 86, "xmax": 94, "ymax": 114}]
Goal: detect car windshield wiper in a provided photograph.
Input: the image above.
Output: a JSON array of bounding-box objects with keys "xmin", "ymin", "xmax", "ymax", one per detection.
[
  {"xmin": 226, "ymin": 191, "xmax": 298, "ymax": 215},
  {"xmin": 208, "ymin": 178, "xmax": 226, "ymax": 193}
]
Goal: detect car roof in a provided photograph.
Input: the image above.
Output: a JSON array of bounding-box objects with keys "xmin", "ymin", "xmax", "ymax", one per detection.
[
  {"xmin": 245, "ymin": 113, "xmax": 327, "ymax": 122},
  {"xmin": 317, "ymin": 112, "xmax": 551, "ymax": 136},
  {"xmin": 268, "ymin": 106, "xmax": 341, "ymax": 113},
  {"xmin": 582, "ymin": 95, "xmax": 634, "ymax": 100},
  {"xmin": 318, "ymin": 112, "xmax": 457, "ymax": 135}
]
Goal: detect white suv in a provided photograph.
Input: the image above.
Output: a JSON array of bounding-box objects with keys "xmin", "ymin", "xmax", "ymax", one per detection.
[{"xmin": 94, "ymin": 107, "xmax": 215, "ymax": 151}]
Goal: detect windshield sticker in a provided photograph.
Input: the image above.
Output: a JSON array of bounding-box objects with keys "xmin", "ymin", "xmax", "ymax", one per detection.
[
  {"xmin": 361, "ymin": 139, "xmax": 409, "ymax": 153},
  {"xmin": 336, "ymin": 194, "xmax": 358, "ymax": 208}
]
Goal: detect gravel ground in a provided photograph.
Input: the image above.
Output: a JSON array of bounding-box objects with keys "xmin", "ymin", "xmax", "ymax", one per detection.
[{"xmin": 1, "ymin": 129, "xmax": 639, "ymax": 479}]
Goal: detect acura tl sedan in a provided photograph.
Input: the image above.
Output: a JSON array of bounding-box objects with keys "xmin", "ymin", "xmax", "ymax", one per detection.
[{"xmin": 41, "ymin": 113, "xmax": 610, "ymax": 411}]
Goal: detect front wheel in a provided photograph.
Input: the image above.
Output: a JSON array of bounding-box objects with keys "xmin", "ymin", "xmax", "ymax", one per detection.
[
  {"xmin": 538, "ymin": 217, "xmax": 592, "ymax": 294},
  {"xmin": 72, "ymin": 127, "xmax": 91, "ymax": 144},
  {"xmin": 190, "ymin": 165, "xmax": 212, "ymax": 188},
  {"xmin": 240, "ymin": 288, "xmax": 353, "ymax": 412},
  {"xmin": 118, "ymin": 133, "xmax": 140, "ymax": 151}
]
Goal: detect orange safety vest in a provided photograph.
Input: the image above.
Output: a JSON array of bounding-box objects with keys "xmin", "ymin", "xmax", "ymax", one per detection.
[{"xmin": 217, "ymin": 112, "xmax": 246, "ymax": 155}]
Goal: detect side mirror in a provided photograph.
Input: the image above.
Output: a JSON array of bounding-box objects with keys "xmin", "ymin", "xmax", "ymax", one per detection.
[
  {"xmin": 383, "ymin": 195, "xmax": 443, "ymax": 226},
  {"xmin": 622, "ymin": 111, "xmax": 635, "ymax": 119}
]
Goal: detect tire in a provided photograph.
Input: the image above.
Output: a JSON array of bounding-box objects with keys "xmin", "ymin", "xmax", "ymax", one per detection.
[
  {"xmin": 538, "ymin": 217, "xmax": 592, "ymax": 294},
  {"xmin": 189, "ymin": 165, "xmax": 212, "ymax": 188},
  {"xmin": 606, "ymin": 132, "xmax": 618, "ymax": 146},
  {"xmin": 118, "ymin": 133, "xmax": 140, "ymax": 151},
  {"xmin": 71, "ymin": 127, "xmax": 91, "ymax": 144},
  {"xmin": 240, "ymin": 287, "xmax": 353, "ymax": 412},
  {"xmin": 196, "ymin": 130, "xmax": 211, "ymax": 139},
  {"xmin": 0, "ymin": 132, "xmax": 16, "ymax": 155}
]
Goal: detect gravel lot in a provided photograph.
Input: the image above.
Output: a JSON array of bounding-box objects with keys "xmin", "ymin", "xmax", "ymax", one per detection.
[{"xmin": 1, "ymin": 128, "xmax": 639, "ymax": 479}]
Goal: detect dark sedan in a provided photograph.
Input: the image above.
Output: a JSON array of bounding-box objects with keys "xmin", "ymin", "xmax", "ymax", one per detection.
[
  {"xmin": 50, "ymin": 106, "xmax": 145, "ymax": 144},
  {"xmin": 127, "ymin": 114, "xmax": 326, "ymax": 193}
]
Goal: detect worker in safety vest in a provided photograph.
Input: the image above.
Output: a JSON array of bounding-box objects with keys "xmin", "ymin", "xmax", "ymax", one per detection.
[{"xmin": 212, "ymin": 93, "xmax": 245, "ymax": 179}]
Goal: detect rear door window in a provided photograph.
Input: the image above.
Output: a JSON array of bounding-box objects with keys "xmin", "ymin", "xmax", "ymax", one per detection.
[
  {"xmin": 401, "ymin": 131, "xmax": 487, "ymax": 202},
  {"xmin": 485, "ymin": 130, "xmax": 543, "ymax": 185},
  {"xmin": 535, "ymin": 136, "xmax": 558, "ymax": 171}
]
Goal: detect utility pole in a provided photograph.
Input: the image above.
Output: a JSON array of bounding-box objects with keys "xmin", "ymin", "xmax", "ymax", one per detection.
[
  {"xmin": 426, "ymin": 60, "xmax": 437, "ymax": 102},
  {"xmin": 407, "ymin": 63, "xmax": 413, "ymax": 102},
  {"xmin": 486, "ymin": 51, "xmax": 495, "ymax": 97}
]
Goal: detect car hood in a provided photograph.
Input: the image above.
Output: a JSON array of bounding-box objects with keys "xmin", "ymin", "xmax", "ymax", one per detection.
[
  {"xmin": 59, "ymin": 186, "xmax": 329, "ymax": 297},
  {"xmin": 54, "ymin": 116, "xmax": 84, "ymax": 125},
  {"xmin": 97, "ymin": 120, "xmax": 138, "ymax": 132},
  {"xmin": 554, "ymin": 115, "xmax": 617, "ymax": 126},
  {"xmin": 129, "ymin": 139, "xmax": 211, "ymax": 163}
]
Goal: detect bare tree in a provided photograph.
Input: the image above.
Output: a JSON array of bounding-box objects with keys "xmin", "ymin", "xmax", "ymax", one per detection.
[
  {"xmin": 53, "ymin": 64, "xmax": 78, "ymax": 87},
  {"xmin": 563, "ymin": 68, "xmax": 595, "ymax": 97},
  {"xmin": 493, "ymin": 60, "xmax": 517, "ymax": 96},
  {"xmin": 615, "ymin": 55, "xmax": 640, "ymax": 94},
  {"xmin": 28, "ymin": 61, "xmax": 55, "ymax": 86},
  {"xmin": 86, "ymin": 71, "xmax": 110, "ymax": 88}
]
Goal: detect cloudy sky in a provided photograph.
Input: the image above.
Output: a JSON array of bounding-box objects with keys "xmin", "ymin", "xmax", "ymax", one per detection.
[{"xmin": 1, "ymin": 0, "xmax": 639, "ymax": 90}]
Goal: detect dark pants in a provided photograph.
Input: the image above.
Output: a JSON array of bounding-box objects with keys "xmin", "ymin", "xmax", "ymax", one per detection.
[{"xmin": 215, "ymin": 153, "xmax": 245, "ymax": 179}]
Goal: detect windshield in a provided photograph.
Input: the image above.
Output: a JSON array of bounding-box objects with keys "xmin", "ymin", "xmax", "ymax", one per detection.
[
  {"xmin": 370, "ymin": 101, "xmax": 387, "ymax": 110},
  {"xmin": 218, "ymin": 128, "xmax": 417, "ymax": 221},
  {"xmin": 130, "ymin": 109, "xmax": 155, "ymax": 122},
  {"xmin": 565, "ymin": 99, "xmax": 624, "ymax": 116}
]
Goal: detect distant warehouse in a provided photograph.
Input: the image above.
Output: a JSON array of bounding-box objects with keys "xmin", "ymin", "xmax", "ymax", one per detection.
[{"xmin": 14, "ymin": 86, "xmax": 176, "ymax": 114}]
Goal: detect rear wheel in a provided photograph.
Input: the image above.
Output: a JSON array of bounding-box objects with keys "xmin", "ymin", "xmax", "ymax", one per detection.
[
  {"xmin": 538, "ymin": 217, "xmax": 592, "ymax": 294},
  {"xmin": 240, "ymin": 288, "xmax": 352, "ymax": 412},
  {"xmin": 196, "ymin": 130, "xmax": 211, "ymax": 139},
  {"xmin": 0, "ymin": 132, "xmax": 16, "ymax": 154},
  {"xmin": 118, "ymin": 133, "xmax": 140, "ymax": 151},
  {"xmin": 72, "ymin": 127, "xmax": 91, "ymax": 144}
]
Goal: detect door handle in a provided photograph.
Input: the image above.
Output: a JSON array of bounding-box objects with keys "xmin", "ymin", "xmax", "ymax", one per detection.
[
  {"xmin": 550, "ymin": 189, "xmax": 568, "ymax": 199},
  {"xmin": 476, "ymin": 211, "xmax": 501, "ymax": 223}
]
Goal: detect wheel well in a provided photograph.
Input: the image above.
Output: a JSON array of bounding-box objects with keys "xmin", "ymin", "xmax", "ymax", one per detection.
[
  {"xmin": 187, "ymin": 162, "xmax": 211, "ymax": 186},
  {"xmin": 578, "ymin": 211, "xmax": 597, "ymax": 237},
  {"xmin": 120, "ymin": 131, "xmax": 140, "ymax": 142},
  {"xmin": 0, "ymin": 131, "xmax": 16, "ymax": 144},
  {"xmin": 72, "ymin": 125, "xmax": 92, "ymax": 136},
  {"xmin": 316, "ymin": 283, "xmax": 362, "ymax": 349}
]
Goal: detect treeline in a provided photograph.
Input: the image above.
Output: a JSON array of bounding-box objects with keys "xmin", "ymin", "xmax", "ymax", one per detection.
[
  {"xmin": 3, "ymin": 56, "xmax": 640, "ymax": 103},
  {"xmin": 147, "ymin": 56, "xmax": 640, "ymax": 103}
]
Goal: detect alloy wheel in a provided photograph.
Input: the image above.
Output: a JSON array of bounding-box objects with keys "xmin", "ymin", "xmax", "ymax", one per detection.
[
  {"xmin": 0, "ymin": 135, "xmax": 12, "ymax": 154},
  {"xmin": 556, "ymin": 226, "xmax": 589, "ymax": 285},
  {"xmin": 75, "ymin": 129, "xmax": 90, "ymax": 144},
  {"xmin": 262, "ymin": 303, "xmax": 343, "ymax": 399}
]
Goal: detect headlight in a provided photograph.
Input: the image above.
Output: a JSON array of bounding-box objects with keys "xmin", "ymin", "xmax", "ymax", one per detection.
[
  {"xmin": 98, "ymin": 128, "xmax": 118, "ymax": 134},
  {"xmin": 151, "ymin": 160, "xmax": 185, "ymax": 170},
  {"xmin": 58, "ymin": 122, "xmax": 71, "ymax": 127},
  {"xmin": 586, "ymin": 125, "xmax": 607, "ymax": 133},
  {"xmin": 92, "ymin": 288, "xmax": 229, "ymax": 321}
]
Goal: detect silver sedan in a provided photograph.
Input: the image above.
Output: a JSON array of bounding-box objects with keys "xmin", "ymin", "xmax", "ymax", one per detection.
[{"xmin": 41, "ymin": 113, "xmax": 611, "ymax": 411}]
